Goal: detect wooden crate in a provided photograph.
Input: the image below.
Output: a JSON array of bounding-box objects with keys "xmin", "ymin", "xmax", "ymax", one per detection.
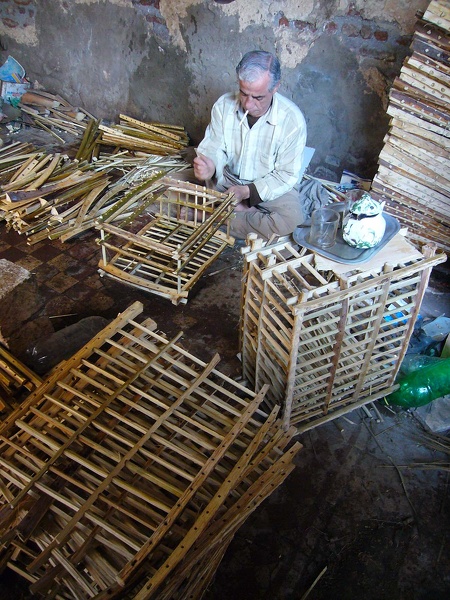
[
  {"xmin": 240, "ymin": 234, "xmax": 447, "ymax": 433},
  {"xmin": 96, "ymin": 176, "xmax": 236, "ymax": 304},
  {"xmin": 0, "ymin": 301, "xmax": 301, "ymax": 599},
  {"xmin": 0, "ymin": 345, "xmax": 42, "ymax": 414}
]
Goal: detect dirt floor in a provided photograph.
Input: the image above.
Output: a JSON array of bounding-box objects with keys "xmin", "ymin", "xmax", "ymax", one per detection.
[
  {"xmin": 0, "ymin": 127, "xmax": 449, "ymax": 599},
  {"xmin": 203, "ymin": 408, "xmax": 450, "ymax": 600}
]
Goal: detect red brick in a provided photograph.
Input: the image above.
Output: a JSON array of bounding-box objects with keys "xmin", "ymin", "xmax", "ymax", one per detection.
[
  {"xmin": 374, "ymin": 30, "xmax": 388, "ymax": 42},
  {"xmin": 293, "ymin": 20, "xmax": 316, "ymax": 33},
  {"xmin": 342, "ymin": 23, "xmax": 359, "ymax": 37},
  {"xmin": 347, "ymin": 2, "xmax": 362, "ymax": 16},
  {"xmin": 2, "ymin": 17, "xmax": 19, "ymax": 28},
  {"xmin": 360, "ymin": 25, "xmax": 372, "ymax": 39},
  {"xmin": 324, "ymin": 22, "xmax": 338, "ymax": 34},
  {"xmin": 146, "ymin": 15, "xmax": 164, "ymax": 25},
  {"xmin": 396, "ymin": 35, "xmax": 412, "ymax": 46},
  {"xmin": 360, "ymin": 47, "xmax": 395, "ymax": 61}
]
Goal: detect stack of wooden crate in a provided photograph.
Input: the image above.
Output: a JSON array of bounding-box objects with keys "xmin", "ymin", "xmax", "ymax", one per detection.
[
  {"xmin": 0, "ymin": 301, "xmax": 301, "ymax": 599},
  {"xmin": 371, "ymin": 0, "xmax": 450, "ymax": 252},
  {"xmin": 239, "ymin": 235, "xmax": 447, "ymax": 433},
  {"xmin": 96, "ymin": 177, "xmax": 236, "ymax": 305}
]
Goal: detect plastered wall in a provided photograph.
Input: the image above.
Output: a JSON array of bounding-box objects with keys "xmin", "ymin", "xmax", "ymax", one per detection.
[{"xmin": 0, "ymin": 0, "xmax": 430, "ymax": 181}]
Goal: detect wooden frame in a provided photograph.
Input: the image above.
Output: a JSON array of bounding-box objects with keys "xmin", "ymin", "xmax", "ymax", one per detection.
[
  {"xmin": 0, "ymin": 301, "xmax": 301, "ymax": 599},
  {"xmin": 96, "ymin": 177, "xmax": 236, "ymax": 305},
  {"xmin": 240, "ymin": 235, "xmax": 447, "ymax": 433},
  {"xmin": 0, "ymin": 345, "xmax": 42, "ymax": 414}
]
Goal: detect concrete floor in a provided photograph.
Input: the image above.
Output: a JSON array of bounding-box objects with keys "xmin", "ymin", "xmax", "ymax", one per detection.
[{"xmin": 0, "ymin": 127, "xmax": 449, "ymax": 599}]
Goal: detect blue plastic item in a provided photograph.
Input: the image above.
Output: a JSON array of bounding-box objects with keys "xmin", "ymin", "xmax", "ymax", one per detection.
[{"xmin": 0, "ymin": 56, "xmax": 25, "ymax": 82}]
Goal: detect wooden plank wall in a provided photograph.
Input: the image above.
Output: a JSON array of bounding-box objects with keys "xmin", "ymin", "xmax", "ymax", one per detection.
[{"xmin": 371, "ymin": 0, "xmax": 450, "ymax": 252}]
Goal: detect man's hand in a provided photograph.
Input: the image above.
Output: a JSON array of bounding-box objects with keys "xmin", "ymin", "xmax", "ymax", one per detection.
[
  {"xmin": 227, "ymin": 184, "xmax": 250, "ymax": 202},
  {"xmin": 193, "ymin": 152, "xmax": 216, "ymax": 181}
]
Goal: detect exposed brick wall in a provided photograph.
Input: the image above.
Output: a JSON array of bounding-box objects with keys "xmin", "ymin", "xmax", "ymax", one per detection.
[
  {"xmin": 0, "ymin": 0, "xmax": 430, "ymax": 181},
  {"xmin": 278, "ymin": 12, "xmax": 409, "ymax": 66},
  {"xmin": 0, "ymin": 0, "xmax": 35, "ymax": 29}
]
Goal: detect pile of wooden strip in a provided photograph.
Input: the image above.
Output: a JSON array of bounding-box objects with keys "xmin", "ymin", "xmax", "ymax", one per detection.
[
  {"xmin": 240, "ymin": 234, "xmax": 447, "ymax": 433},
  {"xmin": 0, "ymin": 148, "xmax": 189, "ymax": 243},
  {"xmin": 18, "ymin": 89, "xmax": 94, "ymax": 142},
  {"xmin": 0, "ymin": 345, "xmax": 42, "ymax": 414},
  {"xmin": 0, "ymin": 151, "xmax": 112, "ymax": 243},
  {"xmin": 74, "ymin": 118, "xmax": 102, "ymax": 162},
  {"xmin": 98, "ymin": 114, "xmax": 190, "ymax": 156},
  {"xmin": 0, "ymin": 141, "xmax": 39, "ymax": 205},
  {"xmin": 97, "ymin": 176, "xmax": 236, "ymax": 304},
  {"xmin": 76, "ymin": 115, "xmax": 192, "ymax": 165},
  {"xmin": 0, "ymin": 301, "xmax": 301, "ymax": 599},
  {"xmin": 371, "ymin": 0, "xmax": 450, "ymax": 252}
]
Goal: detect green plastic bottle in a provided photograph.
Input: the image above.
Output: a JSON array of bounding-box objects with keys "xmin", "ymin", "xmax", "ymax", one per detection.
[{"xmin": 387, "ymin": 358, "xmax": 450, "ymax": 408}]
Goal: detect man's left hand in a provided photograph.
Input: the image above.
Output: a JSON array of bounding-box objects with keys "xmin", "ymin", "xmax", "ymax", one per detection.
[{"xmin": 227, "ymin": 184, "xmax": 250, "ymax": 201}]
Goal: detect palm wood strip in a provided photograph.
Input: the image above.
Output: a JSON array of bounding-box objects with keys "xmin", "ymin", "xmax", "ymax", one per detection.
[{"xmin": 371, "ymin": 1, "xmax": 450, "ymax": 250}]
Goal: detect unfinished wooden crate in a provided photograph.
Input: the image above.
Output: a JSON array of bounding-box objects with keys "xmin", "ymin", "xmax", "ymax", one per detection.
[
  {"xmin": 371, "ymin": 0, "xmax": 450, "ymax": 252},
  {"xmin": 0, "ymin": 345, "xmax": 42, "ymax": 414},
  {"xmin": 96, "ymin": 176, "xmax": 236, "ymax": 304},
  {"xmin": 0, "ymin": 301, "xmax": 301, "ymax": 599},
  {"xmin": 240, "ymin": 235, "xmax": 447, "ymax": 433}
]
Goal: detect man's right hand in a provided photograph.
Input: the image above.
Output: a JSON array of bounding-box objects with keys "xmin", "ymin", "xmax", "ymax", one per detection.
[{"xmin": 193, "ymin": 152, "xmax": 216, "ymax": 182}]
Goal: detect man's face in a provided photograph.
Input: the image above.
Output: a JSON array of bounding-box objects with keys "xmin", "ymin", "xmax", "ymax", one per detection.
[{"xmin": 238, "ymin": 71, "xmax": 279, "ymax": 118}]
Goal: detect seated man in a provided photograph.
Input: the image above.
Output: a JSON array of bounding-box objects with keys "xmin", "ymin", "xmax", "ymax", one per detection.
[{"xmin": 193, "ymin": 50, "xmax": 308, "ymax": 240}]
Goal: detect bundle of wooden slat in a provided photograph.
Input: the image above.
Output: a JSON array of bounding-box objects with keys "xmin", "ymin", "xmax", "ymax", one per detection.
[
  {"xmin": 98, "ymin": 114, "xmax": 189, "ymax": 156},
  {"xmin": 90, "ymin": 155, "xmax": 190, "ymax": 227},
  {"xmin": 0, "ymin": 141, "xmax": 39, "ymax": 197},
  {"xmin": 18, "ymin": 89, "xmax": 94, "ymax": 142},
  {"xmin": 0, "ymin": 148, "xmax": 189, "ymax": 244},
  {"xmin": 0, "ymin": 345, "xmax": 42, "ymax": 414},
  {"xmin": 74, "ymin": 118, "xmax": 102, "ymax": 162},
  {"xmin": 97, "ymin": 176, "xmax": 236, "ymax": 305},
  {"xmin": 239, "ymin": 234, "xmax": 447, "ymax": 433},
  {"xmin": 0, "ymin": 301, "xmax": 301, "ymax": 599},
  {"xmin": 0, "ymin": 151, "xmax": 112, "ymax": 243},
  {"xmin": 371, "ymin": 0, "xmax": 450, "ymax": 252}
]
